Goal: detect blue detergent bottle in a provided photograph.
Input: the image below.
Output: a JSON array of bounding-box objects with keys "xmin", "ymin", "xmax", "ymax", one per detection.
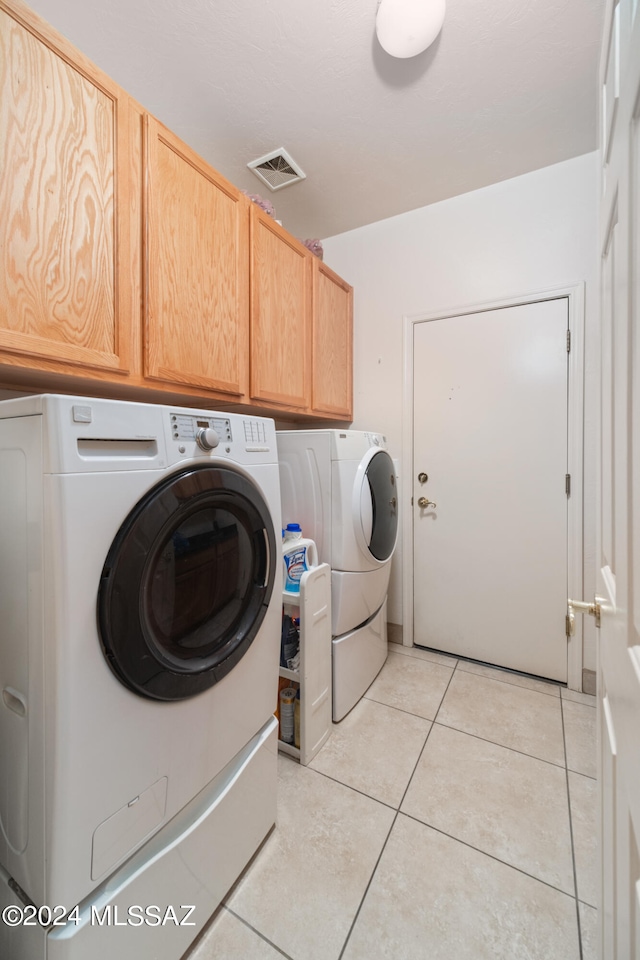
[{"xmin": 282, "ymin": 523, "xmax": 318, "ymax": 593}]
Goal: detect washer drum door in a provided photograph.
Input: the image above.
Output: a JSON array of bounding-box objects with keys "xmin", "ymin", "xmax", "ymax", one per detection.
[{"xmin": 97, "ymin": 465, "xmax": 276, "ymax": 701}]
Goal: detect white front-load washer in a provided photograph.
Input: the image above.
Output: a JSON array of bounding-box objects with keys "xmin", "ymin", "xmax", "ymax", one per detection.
[
  {"xmin": 277, "ymin": 429, "xmax": 398, "ymax": 720},
  {"xmin": 0, "ymin": 395, "xmax": 282, "ymax": 960}
]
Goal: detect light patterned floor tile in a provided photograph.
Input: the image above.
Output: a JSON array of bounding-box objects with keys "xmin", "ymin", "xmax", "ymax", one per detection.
[
  {"xmin": 364, "ymin": 651, "xmax": 453, "ymax": 719},
  {"xmin": 224, "ymin": 756, "xmax": 395, "ymax": 960},
  {"xmin": 401, "ymin": 723, "xmax": 574, "ymax": 893},
  {"xmin": 186, "ymin": 907, "xmax": 284, "ymax": 959},
  {"xmin": 309, "ymin": 697, "xmax": 431, "ymax": 807},
  {"xmin": 436, "ymin": 670, "xmax": 565, "ymax": 765},
  {"xmin": 456, "ymin": 658, "xmax": 561, "ymax": 697},
  {"xmin": 341, "ymin": 814, "xmax": 580, "ymax": 960},
  {"xmin": 184, "ymin": 632, "xmax": 598, "ymax": 959},
  {"xmin": 563, "ymin": 699, "xmax": 597, "ymax": 777},
  {"xmin": 569, "ymin": 771, "xmax": 598, "ymax": 908}
]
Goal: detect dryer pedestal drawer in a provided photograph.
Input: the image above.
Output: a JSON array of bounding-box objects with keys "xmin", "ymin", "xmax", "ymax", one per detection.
[
  {"xmin": 332, "ymin": 600, "xmax": 387, "ymax": 722},
  {"xmin": 331, "ymin": 564, "xmax": 391, "ymax": 636}
]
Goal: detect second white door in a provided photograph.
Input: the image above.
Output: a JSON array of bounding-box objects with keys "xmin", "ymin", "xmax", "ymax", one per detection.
[{"xmin": 412, "ymin": 298, "xmax": 569, "ymax": 681}]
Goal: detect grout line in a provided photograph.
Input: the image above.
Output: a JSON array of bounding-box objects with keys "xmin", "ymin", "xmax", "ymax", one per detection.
[
  {"xmin": 301, "ymin": 765, "xmax": 399, "ymax": 812},
  {"xmin": 561, "ymin": 693, "xmax": 597, "ymax": 709},
  {"xmin": 567, "ymin": 766, "xmax": 597, "ymax": 782},
  {"xmin": 429, "ymin": 656, "xmax": 459, "ymax": 724},
  {"xmin": 561, "ymin": 695, "xmax": 584, "ymax": 960},
  {"xmin": 398, "ymin": 810, "xmax": 579, "ymax": 903},
  {"xmin": 455, "ymin": 668, "xmax": 563, "ymax": 700},
  {"xmin": 335, "ymin": 670, "xmax": 460, "ymax": 960},
  {"xmin": 223, "ymin": 906, "xmax": 294, "ymax": 959},
  {"xmin": 397, "ymin": 709, "xmax": 440, "ymax": 809},
  {"xmin": 337, "ymin": 811, "xmax": 399, "ymax": 960},
  {"xmin": 430, "ymin": 718, "xmax": 569, "ymax": 771},
  {"xmin": 362, "ymin": 692, "xmax": 442, "ymax": 723},
  {"xmin": 389, "ymin": 648, "xmax": 459, "ymax": 670}
]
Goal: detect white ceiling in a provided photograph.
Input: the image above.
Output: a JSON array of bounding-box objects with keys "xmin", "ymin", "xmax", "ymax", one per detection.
[{"xmin": 27, "ymin": 0, "xmax": 605, "ymax": 240}]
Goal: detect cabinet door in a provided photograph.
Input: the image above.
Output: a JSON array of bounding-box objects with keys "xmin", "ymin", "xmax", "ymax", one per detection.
[
  {"xmin": 0, "ymin": 2, "xmax": 133, "ymax": 374},
  {"xmin": 144, "ymin": 116, "xmax": 249, "ymax": 397},
  {"xmin": 250, "ymin": 209, "xmax": 312, "ymax": 410},
  {"xmin": 312, "ymin": 261, "xmax": 353, "ymax": 419}
]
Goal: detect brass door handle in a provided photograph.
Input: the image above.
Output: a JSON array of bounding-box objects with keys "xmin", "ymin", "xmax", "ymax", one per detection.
[
  {"xmin": 418, "ymin": 497, "xmax": 437, "ymax": 509},
  {"xmin": 567, "ymin": 598, "xmax": 602, "ymax": 630}
]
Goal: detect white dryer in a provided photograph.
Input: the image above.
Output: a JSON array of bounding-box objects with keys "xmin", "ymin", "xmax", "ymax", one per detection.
[
  {"xmin": 0, "ymin": 395, "xmax": 282, "ymax": 960},
  {"xmin": 277, "ymin": 430, "xmax": 398, "ymax": 720}
]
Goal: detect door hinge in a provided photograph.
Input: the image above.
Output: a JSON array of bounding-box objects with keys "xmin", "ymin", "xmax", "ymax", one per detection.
[
  {"xmin": 566, "ymin": 329, "xmax": 571, "ymax": 352},
  {"xmin": 565, "ymin": 474, "xmax": 571, "ymax": 497},
  {"xmin": 566, "ymin": 613, "xmax": 574, "ymax": 637}
]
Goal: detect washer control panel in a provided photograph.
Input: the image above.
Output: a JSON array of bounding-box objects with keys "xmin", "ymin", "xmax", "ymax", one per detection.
[{"xmin": 170, "ymin": 413, "xmax": 233, "ymax": 444}]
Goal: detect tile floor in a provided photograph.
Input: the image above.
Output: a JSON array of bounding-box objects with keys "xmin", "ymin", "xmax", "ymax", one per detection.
[{"xmin": 187, "ymin": 642, "xmax": 597, "ymax": 960}]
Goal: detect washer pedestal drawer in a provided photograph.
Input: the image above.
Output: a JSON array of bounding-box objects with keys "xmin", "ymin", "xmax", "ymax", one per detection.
[{"xmin": 37, "ymin": 717, "xmax": 276, "ymax": 960}]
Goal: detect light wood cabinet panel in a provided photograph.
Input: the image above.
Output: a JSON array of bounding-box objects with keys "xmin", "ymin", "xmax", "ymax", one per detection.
[
  {"xmin": 0, "ymin": 0, "xmax": 133, "ymax": 375},
  {"xmin": 144, "ymin": 117, "xmax": 249, "ymax": 397},
  {"xmin": 312, "ymin": 260, "xmax": 352, "ymax": 418},
  {"xmin": 250, "ymin": 209, "xmax": 312, "ymax": 410}
]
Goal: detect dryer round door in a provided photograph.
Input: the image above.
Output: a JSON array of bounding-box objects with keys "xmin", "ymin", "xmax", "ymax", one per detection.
[
  {"xmin": 353, "ymin": 448, "xmax": 398, "ymax": 563},
  {"xmin": 97, "ymin": 464, "xmax": 277, "ymax": 701}
]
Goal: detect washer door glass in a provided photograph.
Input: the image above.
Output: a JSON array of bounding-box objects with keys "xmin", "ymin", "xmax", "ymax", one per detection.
[
  {"xmin": 362, "ymin": 449, "xmax": 398, "ymax": 562},
  {"xmin": 98, "ymin": 465, "xmax": 276, "ymax": 701}
]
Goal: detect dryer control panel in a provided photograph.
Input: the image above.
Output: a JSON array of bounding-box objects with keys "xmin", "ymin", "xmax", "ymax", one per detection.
[
  {"xmin": 170, "ymin": 413, "xmax": 233, "ymax": 444},
  {"xmin": 362, "ymin": 432, "xmax": 386, "ymax": 448}
]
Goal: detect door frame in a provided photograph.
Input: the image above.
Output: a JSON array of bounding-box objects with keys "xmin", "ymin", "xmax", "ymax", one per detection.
[{"xmin": 401, "ymin": 282, "xmax": 586, "ymax": 690}]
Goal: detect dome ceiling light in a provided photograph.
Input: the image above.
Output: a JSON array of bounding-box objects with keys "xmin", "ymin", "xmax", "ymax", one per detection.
[{"xmin": 375, "ymin": 0, "xmax": 446, "ymax": 59}]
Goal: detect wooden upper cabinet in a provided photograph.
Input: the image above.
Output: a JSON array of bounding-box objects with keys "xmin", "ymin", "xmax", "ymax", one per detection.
[
  {"xmin": 249, "ymin": 207, "xmax": 312, "ymax": 410},
  {"xmin": 0, "ymin": 0, "xmax": 353, "ymax": 419},
  {"xmin": 144, "ymin": 116, "xmax": 249, "ymax": 398},
  {"xmin": 0, "ymin": 1, "xmax": 134, "ymax": 374},
  {"xmin": 312, "ymin": 260, "xmax": 353, "ymax": 419}
]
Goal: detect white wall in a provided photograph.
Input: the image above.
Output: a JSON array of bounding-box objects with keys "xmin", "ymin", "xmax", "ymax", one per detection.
[{"xmin": 322, "ymin": 152, "xmax": 599, "ymax": 673}]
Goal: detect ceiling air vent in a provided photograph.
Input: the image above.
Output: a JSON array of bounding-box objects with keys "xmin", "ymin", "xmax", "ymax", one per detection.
[{"xmin": 247, "ymin": 148, "xmax": 306, "ymax": 192}]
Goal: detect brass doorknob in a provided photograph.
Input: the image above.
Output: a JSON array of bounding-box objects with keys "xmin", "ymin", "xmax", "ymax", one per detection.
[{"xmin": 418, "ymin": 497, "xmax": 437, "ymax": 509}]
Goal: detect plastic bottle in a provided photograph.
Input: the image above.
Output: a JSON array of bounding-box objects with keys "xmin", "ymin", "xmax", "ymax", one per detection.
[
  {"xmin": 282, "ymin": 523, "xmax": 318, "ymax": 594},
  {"xmin": 279, "ymin": 686, "xmax": 297, "ymax": 744}
]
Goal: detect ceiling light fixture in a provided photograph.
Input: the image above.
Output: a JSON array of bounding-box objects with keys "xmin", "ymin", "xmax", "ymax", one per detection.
[{"xmin": 375, "ymin": 0, "xmax": 446, "ymax": 58}]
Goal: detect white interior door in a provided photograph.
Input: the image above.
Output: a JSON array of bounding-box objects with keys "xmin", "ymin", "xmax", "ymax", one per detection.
[
  {"xmin": 412, "ymin": 298, "xmax": 569, "ymax": 681},
  {"xmin": 596, "ymin": 2, "xmax": 640, "ymax": 956}
]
